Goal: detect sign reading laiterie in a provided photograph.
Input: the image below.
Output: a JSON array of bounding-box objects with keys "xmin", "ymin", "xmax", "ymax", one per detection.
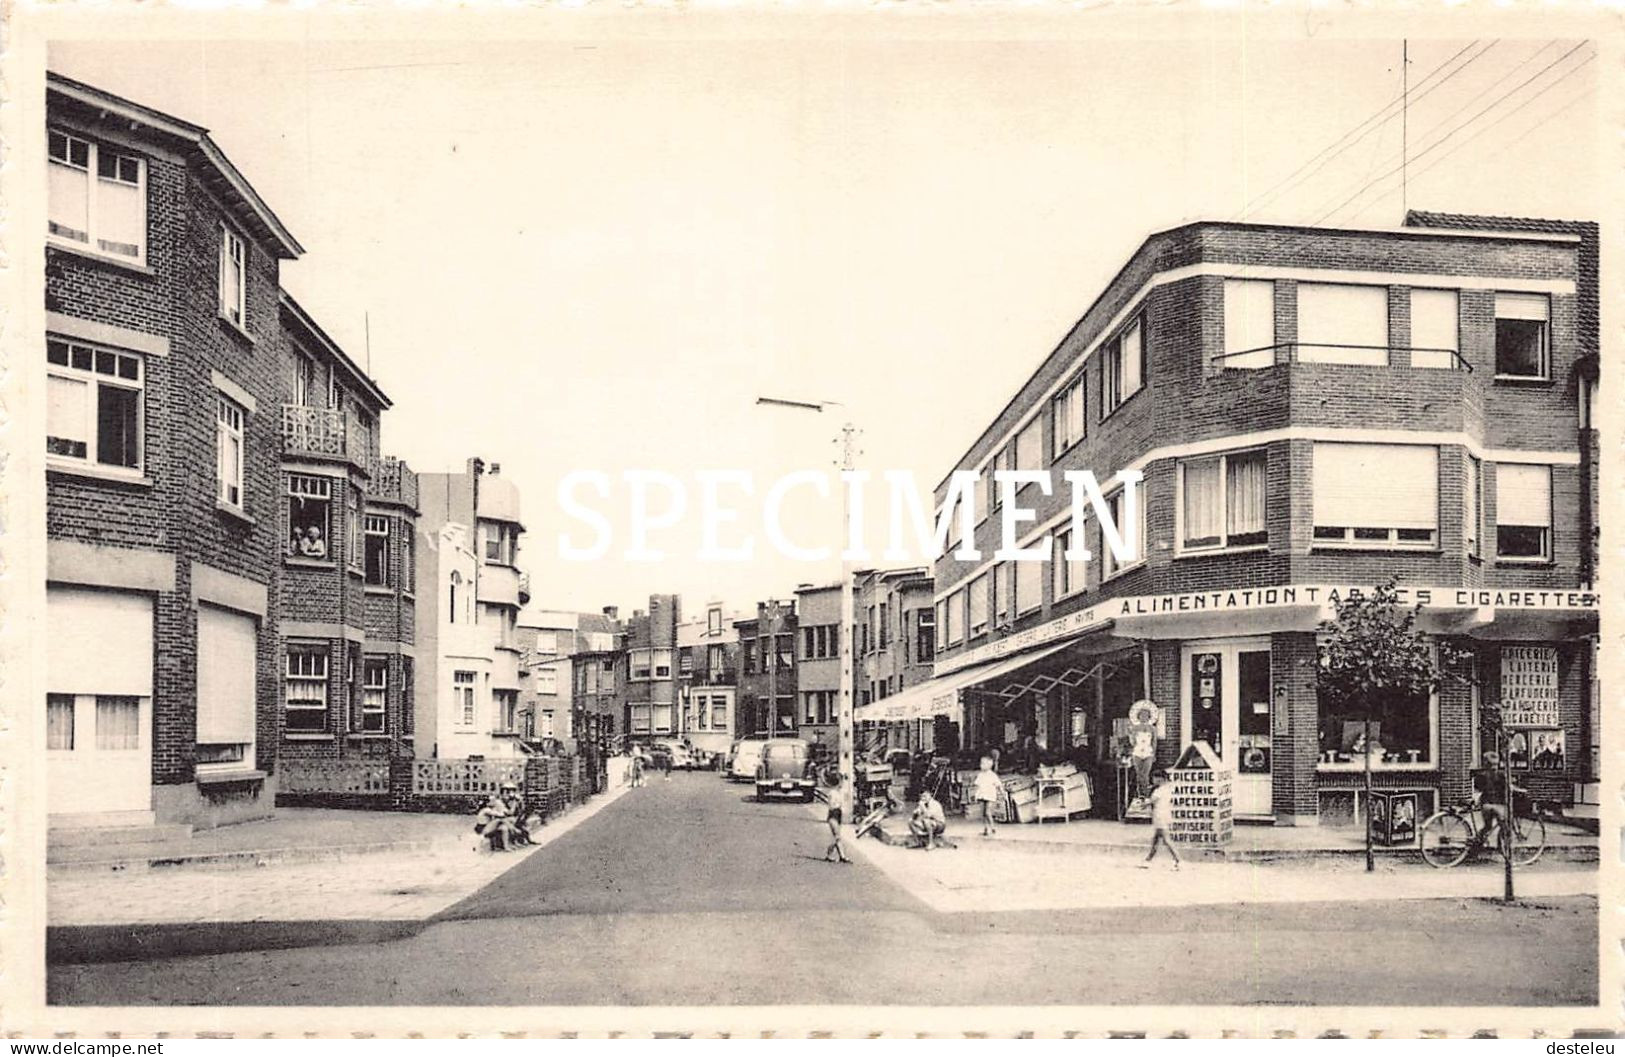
[
  {"xmin": 1501, "ymin": 645, "xmax": 1560, "ymax": 728},
  {"xmin": 1167, "ymin": 741, "xmax": 1233, "ymax": 846}
]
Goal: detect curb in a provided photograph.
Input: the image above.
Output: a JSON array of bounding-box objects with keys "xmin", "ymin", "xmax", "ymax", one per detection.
[
  {"xmin": 48, "ymin": 782, "xmax": 635, "ymax": 965},
  {"xmin": 48, "ymin": 838, "xmax": 439, "ymax": 876}
]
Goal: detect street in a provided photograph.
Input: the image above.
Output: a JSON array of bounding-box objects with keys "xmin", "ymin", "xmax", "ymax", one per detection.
[{"xmin": 49, "ymin": 772, "xmax": 1597, "ymax": 1007}]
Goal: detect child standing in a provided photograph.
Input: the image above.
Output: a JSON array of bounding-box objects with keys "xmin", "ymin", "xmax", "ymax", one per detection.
[
  {"xmin": 1141, "ymin": 769, "xmax": 1181, "ymax": 870},
  {"xmin": 820, "ymin": 771, "xmax": 851, "ymax": 864},
  {"xmin": 971, "ymin": 756, "xmax": 1003, "ymax": 837}
]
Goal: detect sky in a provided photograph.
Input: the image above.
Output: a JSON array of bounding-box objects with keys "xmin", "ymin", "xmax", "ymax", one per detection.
[{"xmin": 50, "ymin": 31, "xmax": 1600, "ymax": 619}]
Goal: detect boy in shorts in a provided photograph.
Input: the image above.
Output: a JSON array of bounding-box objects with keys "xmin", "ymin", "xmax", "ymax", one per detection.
[{"xmin": 1140, "ymin": 769, "xmax": 1181, "ymax": 870}]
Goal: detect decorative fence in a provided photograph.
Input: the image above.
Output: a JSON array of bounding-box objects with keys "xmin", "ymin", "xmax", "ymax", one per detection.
[
  {"xmin": 275, "ymin": 752, "xmax": 608, "ymax": 817},
  {"xmin": 411, "ymin": 758, "xmax": 526, "ymax": 797},
  {"xmin": 281, "ymin": 404, "xmax": 347, "ymax": 459}
]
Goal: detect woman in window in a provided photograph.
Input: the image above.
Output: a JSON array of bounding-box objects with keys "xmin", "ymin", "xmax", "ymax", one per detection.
[{"xmin": 298, "ymin": 525, "xmax": 328, "ymax": 559}]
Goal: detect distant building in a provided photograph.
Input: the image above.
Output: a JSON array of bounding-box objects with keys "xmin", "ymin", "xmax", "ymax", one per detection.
[
  {"xmin": 735, "ymin": 600, "xmax": 797, "ymax": 739},
  {"xmin": 677, "ymin": 600, "xmax": 744, "ymax": 755},
  {"xmin": 517, "ymin": 607, "xmax": 622, "ymax": 744},
  {"xmin": 792, "ymin": 583, "xmax": 842, "ymax": 749},
  {"xmin": 414, "ymin": 459, "xmax": 531, "ymax": 758},
  {"xmin": 621, "ymin": 595, "xmax": 681, "ymax": 739},
  {"xmin": 853, "ymin": 567, "xmax": 936, "ymax": 754},
  {"xmin": 571, "ymin": 605, "xmax": 624, "ymax": 740}
]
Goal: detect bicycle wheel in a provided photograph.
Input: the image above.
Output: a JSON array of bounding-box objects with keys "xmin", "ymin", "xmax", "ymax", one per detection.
[
  {"xmin": 1505, "ymin": 814, "xmax": 1547, "ymax": 867},
  {"xmin": 1418, "ymin": 810, "xmax": 1473, "ymax": 868}
]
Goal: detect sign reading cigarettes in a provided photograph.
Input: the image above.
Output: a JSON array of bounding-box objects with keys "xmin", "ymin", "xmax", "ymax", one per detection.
[
  {"xmin": 1501, "ymin": 645, "xmax": 1560, "ymax": 728},
  {"xmin": 1167, "ymin": 741, "xmax": 1234, "ymax": 846}
]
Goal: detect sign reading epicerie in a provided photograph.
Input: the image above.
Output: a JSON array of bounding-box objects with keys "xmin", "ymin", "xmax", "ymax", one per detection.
[
  {"xmin": 1168, "ymin": 742, "xmax": 1234, "ymax": 846},
  {"xmin": 1501, "ymin": 645, "xmax": 1561, "ymax": 728}
]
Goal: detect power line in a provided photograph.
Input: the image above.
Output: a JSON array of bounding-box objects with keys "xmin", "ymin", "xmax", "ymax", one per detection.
[
  {"xmin": 1238, "ymin": 40, "xmax": 1487, "ymax": 218},
  {"xmin": 1313, "ymin": 41, "xmax": 1591, "ymax": 225}
]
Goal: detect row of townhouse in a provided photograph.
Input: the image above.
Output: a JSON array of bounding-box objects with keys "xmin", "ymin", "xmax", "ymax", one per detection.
[
  {"xmin": 869, "ymin": 212, "xmax": 1601, "ymax": 827},
  {"xmin": 42, "ymin": 73, "xmax": 539, "ymax": 837}
]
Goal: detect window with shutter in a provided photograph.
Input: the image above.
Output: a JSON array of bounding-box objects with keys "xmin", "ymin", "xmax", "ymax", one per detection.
[
  {"xmin": 1312, "ymin": 443, "xmax": 1438, "ymax": 548},
  {"xmin": 1297, "ymin": 283, "xmax": 1389, "ymax": 365},
  {"xmin": 1495, "ymin": 463, "xmax": 1552, "ymax": 560},
  {"xmin": 1222, "ymin": 279, "xmax": 1276, "ymax": 369},
  {"xmin": 1494, "ymin": 293, "xmax": 1550, "ymax": 379},
  {"xmin": 1410, "ymin": 289, "xmax": 1459, "ymax": 369}
]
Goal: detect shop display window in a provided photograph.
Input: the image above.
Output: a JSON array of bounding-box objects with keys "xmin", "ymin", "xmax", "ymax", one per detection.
[{"xmin": 1317, "ymin": 682, "xmax": 1434, "ymax": 768}]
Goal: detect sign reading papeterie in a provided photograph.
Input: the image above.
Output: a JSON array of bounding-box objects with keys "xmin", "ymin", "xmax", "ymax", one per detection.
[
  {"xmin": 1501, "ymin": 645, "xmax": 1560, "ymax": 728},
  {"xmin": 1167, "ymin": 741, "xmax": 1233, "ymax": 846}
]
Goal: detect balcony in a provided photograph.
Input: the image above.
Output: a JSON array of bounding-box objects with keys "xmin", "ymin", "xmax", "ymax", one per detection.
[
  {"xmin": 692, "ymin": 668, "xmax": 737, "ymax": 687},
  {"xmin": 518, "ymin": 571, "xmax": 531, "ymax": 605},
  {"xmin": 1213, "ymin": 343, "xmax": 1473, "ymax": 371},
  {"xmin": 282, "ymin": 404, "xmax": 347, "ymax": 460},
  {"xmin": 368, "ymin": 455, "xmax": 420, "ymax": 511}
]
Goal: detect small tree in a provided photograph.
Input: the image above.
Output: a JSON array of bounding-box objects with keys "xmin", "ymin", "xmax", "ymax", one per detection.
[{"xmin": 1314, "ymin": 580, "xmax": 1468, "ymax": 871}]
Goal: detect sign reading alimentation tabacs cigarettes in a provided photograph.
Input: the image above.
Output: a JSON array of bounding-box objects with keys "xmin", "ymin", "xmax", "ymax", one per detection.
[
  {"xmin": 1167, "ymin": 741, "xmax": 1233, "ymax": 846},
  {"xmin": 1501, "ymin": 645, "xmax": 1560, "ymax": 728}
]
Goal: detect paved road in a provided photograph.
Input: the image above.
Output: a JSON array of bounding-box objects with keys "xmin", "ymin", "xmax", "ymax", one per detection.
[{"xmin": 49, "ymin": 772, "xmax": 1597, "ymax": 1006}]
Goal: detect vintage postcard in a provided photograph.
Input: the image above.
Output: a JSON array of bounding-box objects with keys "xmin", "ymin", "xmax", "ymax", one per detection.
[{"xmin": 0, "ymin": 1, "xmax": 1619, "ymax": 1042}]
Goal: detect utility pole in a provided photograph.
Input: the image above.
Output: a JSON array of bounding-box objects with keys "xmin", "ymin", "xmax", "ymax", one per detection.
[{"xmin": 1401, "ymin": 40, "xmax": 1410, "ymax": 216}]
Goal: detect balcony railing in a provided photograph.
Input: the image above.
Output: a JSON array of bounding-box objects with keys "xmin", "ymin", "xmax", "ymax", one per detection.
[
  {"xmin": 690, "ymin": 668, "xmax": 737, "ymax": 686},
  {"xmin": 1213, "ymin": 344, "xmax": 1472, "ymax": 371},
  {"xmin": 368, "ymin": 455, "xmax": 420, "ymax": 509},
  {"xmin": 282, "ymin": 404, "xmax": 347, "ymax": 459}
]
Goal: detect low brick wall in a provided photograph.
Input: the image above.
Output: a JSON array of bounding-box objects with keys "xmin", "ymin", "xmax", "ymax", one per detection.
[{"xmin": 274, "ymin": 752, "xmax": 608, "ymax": 818}]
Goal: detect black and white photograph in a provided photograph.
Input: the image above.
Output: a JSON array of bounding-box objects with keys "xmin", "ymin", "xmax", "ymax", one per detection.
[{"xmin": 2, "ymin": 5, "xmax": 1618, "ymax": 1043}]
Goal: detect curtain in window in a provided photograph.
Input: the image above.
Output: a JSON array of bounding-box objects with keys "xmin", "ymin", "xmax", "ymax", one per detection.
[
  {"xmin": 47, "ymin": 695, "xmax": 75, "ymax": 751},
  {"xmin": 48, "ymin": 162, "xmax": 89, "ymax": 241},
  {"xmin": 1226, "ymin": 453, "xmax": 1267, "ymax": 538},
  {"xmin": 1182, "ymin": 457, "xmax": 1222, "ymax": 546},
  {"xmin": 96, "ymin": 174, "xmax": 143, "ymax": 257},
  {"xmin": 95, "ymin": 696, "xmax": 140, "ymax": 750}
]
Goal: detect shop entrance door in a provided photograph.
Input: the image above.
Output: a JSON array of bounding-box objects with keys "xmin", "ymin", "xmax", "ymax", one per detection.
[{"xmin": 1181, "ymin": 639, "xmax": 1273, "ymax": 819}]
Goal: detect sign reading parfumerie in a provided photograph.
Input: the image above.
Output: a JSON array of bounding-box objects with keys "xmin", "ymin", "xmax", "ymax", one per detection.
[
  {"xmin": 1167, "ymin": 741, "xmax": 1233, "ymax": 846},
  {"xmin": 1501, "ymin": 645, "xmax": 1560, "ymax": 728}
]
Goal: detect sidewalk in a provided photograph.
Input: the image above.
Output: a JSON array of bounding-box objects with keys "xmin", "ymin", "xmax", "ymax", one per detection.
[
  {"xmin": 850, "ymin": 816, "xmax": 1599, "ymax": 915},
  {"xmin": 48, "ymin": 782, "xmax": 630, "ymax": 963}
]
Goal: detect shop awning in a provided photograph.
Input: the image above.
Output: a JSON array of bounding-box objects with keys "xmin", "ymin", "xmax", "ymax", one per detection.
[{"xmin": 856, "ymin": 639, "xmax": 1076, "ymax": 725}]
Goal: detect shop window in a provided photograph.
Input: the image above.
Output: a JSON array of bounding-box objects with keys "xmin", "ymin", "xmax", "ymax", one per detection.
[
  {"xmin": 967, "ymin": 574, "xmax": 989, "ymax": 638},
  {"xmin": 1100, "ymin": 488, "xmax": 1146, "ymax": 579},
  {"xmin": 1053, "ymin": 373, "xmax": 1086, "ymax": 454},
  {"xmin": 361, "ymin": 658, "xmax": 387, "ymax": 733},
  {"xmin": 1102, "ymin": 315, "xmax": 1144, "ymax": 415},
  {"xmin": 1180, "ymin": 449, "xmax": 1267, "ymax": 553},
  {"xmin": 1221, "ymin": 279, "xmax": 1276, "ymax": 369},
  {"xmin": 216, "ymin": 397, "xmax": 245, "ymax": 509},
  {"xmin": 364, "ymin": 515, "xmax": 391, "ymax": 586},
  {"xmin": 287, "ymin": 475, "xmax": 333, "ymax": 560},
  {"xmin": 1496, "ymin": 463, "xmax": 1552, "ymax": 561},
  {"xmin": 1494, "ymin": 293, "xmax": 1550, "ymax": 379},
  {"xmin": 1312, "ymin": 443, "xmax": 1437, "ymax": 549},
  {"xmin": 1296, "ymin": 283, "xmax": 1389, "ymax": 365},
  {"xmin": 285, "ymin": 648, "xmax": 330, "ymax": 733},
  {"xmin": 1410, "ymin": 289, "xmax": 1460, "ymax": 369},
  {"xmin": 1317, "ymin": 681, "xmax": 1435, "ymax": 768},
  {"xmin": 49, "ymin": 130, "xmax": 147, "ymax": 262},
  {"xmin": 46, "ymin": 339, "xmax": 143, "ymax": 472}
]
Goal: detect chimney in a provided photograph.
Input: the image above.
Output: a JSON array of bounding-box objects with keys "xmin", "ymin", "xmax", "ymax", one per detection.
[{"xmin": 602, "ymin": 605, "xmax": 619, "ymax": 620}]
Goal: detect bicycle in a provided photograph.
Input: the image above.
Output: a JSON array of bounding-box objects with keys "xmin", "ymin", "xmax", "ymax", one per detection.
[{"xmin": 1417, "ymin": 797, "xmax": 1547, "ymax": 868}]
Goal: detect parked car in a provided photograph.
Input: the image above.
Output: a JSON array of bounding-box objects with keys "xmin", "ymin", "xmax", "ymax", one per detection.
[
  {"xmin": 727, "ymin": 737, "xmax": 769, "ymax": 783},
  {"xmin": 652, "ymin": 739, "xmax": 698, "ymax": 770},
  {"xmin": 755, "ymin": 738, "xmax": 816, "ymax": 802}
]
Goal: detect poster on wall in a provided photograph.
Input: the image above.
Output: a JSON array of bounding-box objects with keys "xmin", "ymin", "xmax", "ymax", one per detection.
[
  {"xmin": 1501, "ymin": 645, "xmax": 1559, "ymax": 727},
  {"xmin": 1512, "ymin": 729, "xmax": 1567, "ymax": 770}
]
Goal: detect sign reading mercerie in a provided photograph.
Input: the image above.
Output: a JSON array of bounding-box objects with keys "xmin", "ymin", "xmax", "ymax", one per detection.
[
  {"xmin": 1167, "ymin": 741, "xmax": 1233, "ymax": 846},
  {"xmin": 1501, "ymin": 645, "xmax": 1560, "ymax": 728}
]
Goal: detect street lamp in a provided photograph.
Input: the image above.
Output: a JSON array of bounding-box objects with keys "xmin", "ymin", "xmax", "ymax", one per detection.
[{"xmin": 755, "ymin": 396, "xmax": 857, "ymax": 820}]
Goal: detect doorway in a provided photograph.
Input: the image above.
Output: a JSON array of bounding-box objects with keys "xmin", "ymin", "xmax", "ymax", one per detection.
[{"xmin": 1181, "ymin": 638, "xmax": 1273, "ymax": 819}]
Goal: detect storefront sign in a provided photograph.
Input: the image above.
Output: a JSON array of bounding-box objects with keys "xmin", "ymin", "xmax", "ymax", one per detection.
[
  {"xmin": 1501, "ymin": 645, "xmax": 1560, "ymax": 728},
  {"xmin": 935, "ymin": 583, "xmax": 1598, "ymax": 675},
  {"xmin": 1167, "ymin": 741, "xmax": 1233, "ymax": 846}
]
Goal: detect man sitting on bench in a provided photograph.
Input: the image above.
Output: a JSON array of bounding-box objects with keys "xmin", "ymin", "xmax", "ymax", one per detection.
[{"xmin": 910, "ymin": 789, "xmax": 947, "ymax": 850}]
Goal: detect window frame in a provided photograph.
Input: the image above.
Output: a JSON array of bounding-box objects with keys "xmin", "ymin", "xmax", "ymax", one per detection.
[
  {"xmin": 284, "ymin": 647, "xmax": 331, "ymax": 734},
  {"xmin": 219, "ymin": 225, "xmax": 248, "ymax": 329},
  {"xmin": 1316, "ymin": 642, "xmax": 1441, "ymax": 773},
  {"xmin": 1465, "ymin": 454, "xmax": 1483, "ymax": 559},
  {"xmin": 46, "ymin": 337, "xmax": 145, "ymax": 476},
  {"xmin": 1052, "ymin": 524, "xmax": 1090, "ymax": 601},
  {"xmin": 216, "ymin": 396, "xmax": 246, "ymax": 510},
  {"xmin": 1100, "ymin": 485, "xmax": 1148, "ymax": 581},
  {"xmin": 453, "ymin": 670, "xmax": 478, "ymax": 728},
  {"xmin": 1101, "ymin": 313, "xmax": 1146, "ymax": 419},
  {"xmin": 967, "ymin": 573, "xmax": 989, "ymax": 638},
  {"xmin": 363, "ymin": 514, "xmax": 392, "ymax": 587},
  {"xmin": 48, "ymin": 128, "xmax": 149, "ymax": 266},
  {"xmin": 1493, "ymin": 293, "xmax": 1552, "ymax": 382},
  {"xmin": 1494, "ymin": 462, "xmax": 1553, "ymax": 563},
  {"xmin": 1175, "ymin": 447, "xmax": 1269, "ymax": 556},
  {"xmin": 361, "ymin": 657, "xmax": 388, "ymax": 734},
  {"xmin": 1052, "ymin": 372, "xmax": 1087, "ymax": 456},
  {"xmin": 1310, "ymin": 443, "xmax": 1440, "ymax": 552}
]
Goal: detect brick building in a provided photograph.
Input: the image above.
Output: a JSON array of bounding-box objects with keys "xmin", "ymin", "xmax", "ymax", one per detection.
[
  {"xmin": 276, "ymin": 296, "xmax": 420, "ymax": 778},
  {"xmin": 676, "ymin": 600, "xmax": 743, "ymax": 757},
  {"xmin": 42, "ymin": 73, "xmax": 281, "ymax": 831},
  {"xmin": 852, "ymin": 567, "xmax": 936, "ymax": 755},
  {"xmin": 871, "ymin": 215, "xmax": 1600, "ymax": 827},
  {"xmin": 517, "ymin": 607, "xmax": 621, "ymax": 744},
  {"xmin": 618, "ymin": 595, "xmax": 681, "ymax": 740},
  {"xmin": 792, "ymin": 583, "xmax": 843, "ymax": 749},
  {"xmin": 414, "ymin": 458, "xmax": 532, "ymax": 758},
  {"xmin": 735, "ymin": 599, "xmax": 797, "ymax": 739}
]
